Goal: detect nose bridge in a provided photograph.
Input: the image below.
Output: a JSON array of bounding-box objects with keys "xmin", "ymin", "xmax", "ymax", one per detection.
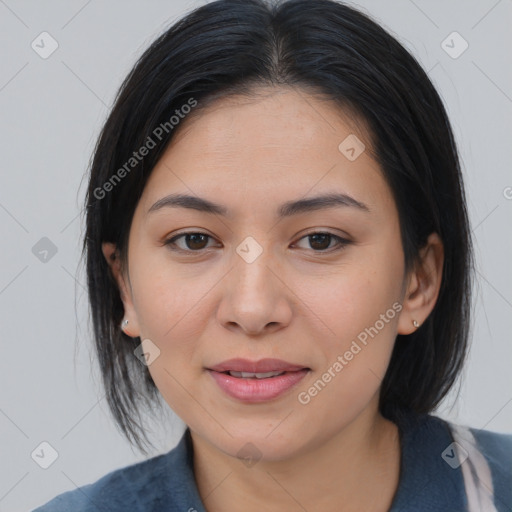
[
  {"xmin": 232, "ymin": 236, "xmax": 277, "ymax": 301},
  {"xmin": 217, "ymin": 235, "xmax": 291, "ymax": 334}
]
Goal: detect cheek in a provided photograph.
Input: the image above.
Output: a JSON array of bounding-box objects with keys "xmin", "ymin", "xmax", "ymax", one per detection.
[
  {"xmin": 306, "ymin": 248, "xmax": 403, "ymax": 391},
  {"xmin": 296, "ymin": 275, "xmax": 401, "ymax": 429},
  {"xmin": 310, "ymin": 258, "xmax": 402, "ymax": 343},
  {"xmin": 133, "ymin": 268, "xmax": 210, "ymax": 417},
  {"xmin": 128, "ymin": 260, "xmax": 218, "ymax": 418},
  {"xmin": 130, "ymin": 255, "xmax": 212, "ymax": 341}
]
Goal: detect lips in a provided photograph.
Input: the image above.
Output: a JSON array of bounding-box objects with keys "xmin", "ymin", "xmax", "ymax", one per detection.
[
  {"xmin": 206, "ymin": 358, "xmax": 310, "ymax": 403},
  {"xmin": 207, "ymin": 358, "xmax": 308, "ymax": 374}
]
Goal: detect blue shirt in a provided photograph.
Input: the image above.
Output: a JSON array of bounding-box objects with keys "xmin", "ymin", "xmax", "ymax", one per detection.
[{"xmin": 33, "ymin": 413, "xmax": 512, "ymax": 511}]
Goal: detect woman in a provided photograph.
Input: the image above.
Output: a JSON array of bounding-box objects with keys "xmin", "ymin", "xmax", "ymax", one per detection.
[{"xmin": 34, "ymin": 0, "xmax": 512, "ymax": 510}]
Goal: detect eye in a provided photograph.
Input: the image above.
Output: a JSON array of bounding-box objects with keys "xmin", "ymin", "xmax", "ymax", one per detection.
[
  {"xmin": 163, "ymin": 230, "xmax": 350, "ymax": 254},
  {"xmin": 293, "ymin": 232, "xmax": 351, "ymax": 252},
  {"xmin": 163, "ymin": 232, "xmax": 217, "ymax": 252}
]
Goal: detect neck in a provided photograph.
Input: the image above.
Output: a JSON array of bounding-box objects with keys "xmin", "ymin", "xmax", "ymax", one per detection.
[{"xmin": 190, "ymin": 405, "xmax": 401, "ymax": 512}]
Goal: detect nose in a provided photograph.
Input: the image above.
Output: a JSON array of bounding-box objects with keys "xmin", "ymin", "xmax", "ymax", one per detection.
[{"xmin": 216, "ymin": 248, "xmax": 293, "ymax": 337}]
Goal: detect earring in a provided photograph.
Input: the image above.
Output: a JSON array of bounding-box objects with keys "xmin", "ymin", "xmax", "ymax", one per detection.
[
  {"xmin": 412, "ymin": 319, "xmax": 419, "ymax": 328},
  {"xmin": 121, "ymin": 318, "xmax": 129, "ymax": 330}
]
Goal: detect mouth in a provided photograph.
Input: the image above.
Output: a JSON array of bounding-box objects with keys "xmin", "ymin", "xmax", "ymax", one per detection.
[
  {"xmin": 207, "ymin": 357, "xmax": 309, "ymax": 374},
  {"xmin": 218, "ymin": 370, "xmax": 291, "ymax": 379},
  {"xmin": 205, "ymin": 359, "xmax": 310, "ymax": 403}
]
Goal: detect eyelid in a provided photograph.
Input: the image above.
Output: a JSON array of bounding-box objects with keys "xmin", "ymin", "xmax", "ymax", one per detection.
[
  {"xmin": 292, "ymin": 231, "xmax": 351, "ymax": 252},
  {"xmin": 298, "ymin": 228, "xmax": 352, "ymax": 243},
  {"xmin": 163, "ymin": 230, "xmax": 218, "ymax": 252}
]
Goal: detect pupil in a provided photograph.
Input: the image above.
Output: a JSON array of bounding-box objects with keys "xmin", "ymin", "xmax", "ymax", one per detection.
[
  {"xmin": 310, "ymin": 233, "xmax": 330, "ymax": 250},
  {"xmin": 187, "ymin": 234, "xmax": 207, "ymax": 250}
]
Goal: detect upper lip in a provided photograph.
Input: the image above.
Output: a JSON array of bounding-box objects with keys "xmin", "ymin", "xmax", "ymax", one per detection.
[{"xmin": 207, "ymin": 358, "xmax": 308, "ymax": 373}]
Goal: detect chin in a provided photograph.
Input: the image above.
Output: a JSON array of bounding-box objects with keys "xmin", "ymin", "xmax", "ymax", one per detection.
[{"xmin": 196, "ymin": 419, "xmax": 315, "ymax": 463}]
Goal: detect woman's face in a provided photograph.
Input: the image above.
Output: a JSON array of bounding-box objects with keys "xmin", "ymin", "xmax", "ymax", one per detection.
[{"xmin": 112, "ymin": 87, "xmax": 412, "ymax": 460}]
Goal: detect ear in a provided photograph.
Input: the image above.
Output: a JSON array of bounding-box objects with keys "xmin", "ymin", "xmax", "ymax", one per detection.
[
  {"xmin": 397, "ymin": 232, "xmax": 444, "ymax": 335},
  {"xmin": 102, "ymin": 242, "xmax": 140, "ymax": 338}
]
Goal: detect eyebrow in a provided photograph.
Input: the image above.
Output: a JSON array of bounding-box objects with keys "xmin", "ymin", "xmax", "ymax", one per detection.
[{"xmin": 147, "ymin": 192, "xmax": 370, "ymax": 218}]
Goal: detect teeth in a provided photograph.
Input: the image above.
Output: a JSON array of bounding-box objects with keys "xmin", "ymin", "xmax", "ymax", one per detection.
[{"xmin": 228, "ymin": 370, "xmax": 286, "ymax": 379}]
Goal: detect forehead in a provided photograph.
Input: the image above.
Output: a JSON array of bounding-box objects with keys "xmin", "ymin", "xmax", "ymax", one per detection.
[
  {"xmin": 168, "ymin": 86, "xmax": 373, "ymax": 162},
  {"xmin": 138, "ymin": 87, "xmax": 393, "ymax": 218}
]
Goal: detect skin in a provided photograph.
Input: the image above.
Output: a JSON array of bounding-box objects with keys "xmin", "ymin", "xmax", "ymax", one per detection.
[{"xmin": 103, "ymin": 86, "xmax": 444, "ymax": 512}]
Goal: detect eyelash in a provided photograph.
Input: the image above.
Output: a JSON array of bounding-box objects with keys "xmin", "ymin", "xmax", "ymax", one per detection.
[{"xmin": 163, "ymin": 231, "xmax": 351, "ymax": 254}]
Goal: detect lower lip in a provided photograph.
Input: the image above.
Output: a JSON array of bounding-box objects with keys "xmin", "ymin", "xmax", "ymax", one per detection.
[{"xmin": 207, "ymin": 369, "xmax": 309, "ymax": 403}]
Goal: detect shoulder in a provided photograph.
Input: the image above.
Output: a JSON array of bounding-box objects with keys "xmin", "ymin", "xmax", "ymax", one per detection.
[
  {"xmin": 399, "ymin": 411, "xmax": 512, "ymax": 463},
  {"xmin": 448, "ymin": 420, "xmax": 512, "ymax": 478},
  {"xmin": 470, "ymin": 425, "xmax": 512, "ymax": 503},
  {"xmin": 389, "ymin": 412, "xmax": 512, "ymax": 511},
  {"xmin": 470, "ymin": 424, "xmax": 512, "ymax": 463},
  {"xmin": 442, "ymin": 416, "xmax": 512, "ymax": 510},
  {"xmin": 32, "ymin": 452, "xmax": 169, "ymax": 511},
  {"xmin": 32, "ymin": 429, "xmax": 199, "ymax": 512}
]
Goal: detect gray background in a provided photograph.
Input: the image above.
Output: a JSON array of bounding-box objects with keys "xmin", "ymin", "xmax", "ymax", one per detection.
[{"xmin": 0, "ymin": 1, "xmax": 511, "ymax": 510}]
